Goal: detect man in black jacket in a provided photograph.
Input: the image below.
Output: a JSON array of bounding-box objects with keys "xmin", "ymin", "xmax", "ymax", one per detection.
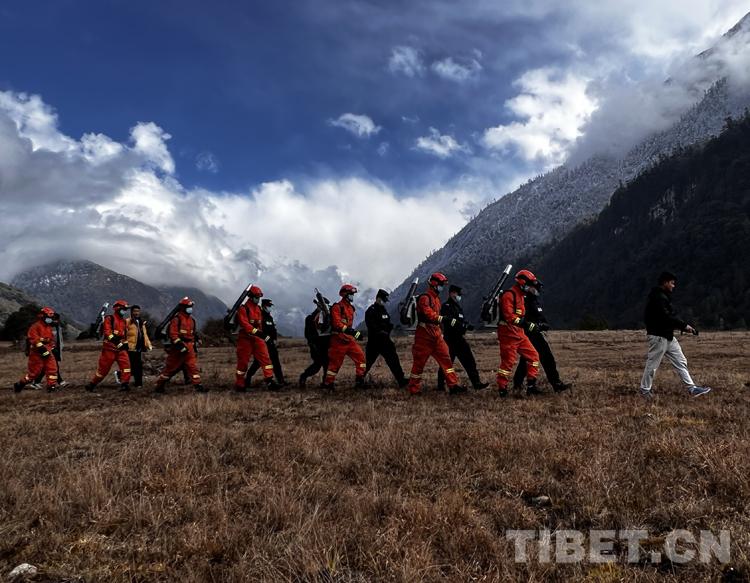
[
  {"xmin": 436, "ymin": 285, "xmax": 489, "ymax": 391},
  {"xmin": 640, "ymin": 271, "xmax": 711, "ymax": 398},
  {"xmin": 299, "ymin": 298, "xmax": 331, "ymax": 387},
  {"xmin": 364, "ymin": 289, "xmax": 408, "ymax": 388},
  {"xmin": 514, "ymin": 282, "xmax": 571, "ymax": 395},
  {"xmin": 246, "ymin": 298, "xmax": 286, "ymax": 387}
]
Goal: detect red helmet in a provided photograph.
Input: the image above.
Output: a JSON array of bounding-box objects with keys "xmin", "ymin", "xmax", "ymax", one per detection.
[
  {"xmin": 179, "ymin": 296, "xmax": 194, "ymax": 307},
  {"xmin": 249, "ymin": 285, "xmax": 263, "ymax": 298},
  {"xmin": 113, "ymin": 299, "xmax": 130, "ymax": 310},
  {"xmin": 339, "ymin": 284, "xmax": 358, "ymax": 297},
  {"xmin": 515, "ymin": 269, "xmax": 538, "ymax": 286},
  {"xmin": 429, "ymin": 272, "xmax": 448, "ymax": 287},
  {"xmin": 40, "ymin": 306, "xmax": 56, "ymax": 319}
]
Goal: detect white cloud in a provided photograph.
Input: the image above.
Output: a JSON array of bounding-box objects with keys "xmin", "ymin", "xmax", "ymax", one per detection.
[
  {"xmin": 388, "ymin": 46, "xmax": 425, "ymax": 77},
  {"xmin": 377, "ymin": 142, "xmax": 390, "ymax": 156},
  {"xmin": 431, "ymin": 56, "xmax": 482, "ymax": 82},
  {"xmin": 196, "ymin": 151, "xmax": 219, "ymax": 173},
  {"xmin": 130, "ymin": 122, "xmax": 175, "ymax": 174},
  {"xmin": 328, "ymin": 113, "xmax": 382, "ymax": 138},
  {"xmin": 0, "ymin": 90, "xmax": 481, "ymax": 333},
  {"xmin": 482, "ymin": 68, "xmax": 597, "ymax": 167},
  {"xmin": 414, "ymin": 127, "xmax": 469, "ymax": 159}
]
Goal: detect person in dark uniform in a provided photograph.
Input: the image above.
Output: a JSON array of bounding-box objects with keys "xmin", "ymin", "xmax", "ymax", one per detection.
[
  {"xmin": 364, "ymin": 289, "xmax": 408, "ymax": 388},
  {"xmin": 436, "ymin": 285, "xmax": 489, "ymax": 391},
  {"xmin": 513, "ymin": 280, "xmax": 571, "ymax": 394},
  {"xmin": 299, "ymin": 298, "xmax": 331, "ymax": 387},
  {"xmin": 246, "ymin": 298, "xmax": 286, "ymax": 386}
]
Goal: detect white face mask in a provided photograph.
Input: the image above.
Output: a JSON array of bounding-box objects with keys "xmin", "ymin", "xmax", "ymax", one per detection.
[
  {"xmin": 251, "ymin": 297, "xmax": 260, "ymax": 305},
  {"xmin": 44, "ymin": 317, "xmax": 53, "ymax": 324},
  {"xmin": 346, "ymin": 294, "xmax": 355, "ymax": 303},
  {"xmin": 436, "ymin": 285, "xmax": 444, "ymax": 293},
  {"xmin": 265, "ymin": 307, "xmax": 273, "ymax": 315},
  {"xmin": 186, "ymin": 307, "xmax": 194, "ymax": 314},
  {"xmin": 455, "ymin": 295, "xmax": 462, "ymax": 302}
]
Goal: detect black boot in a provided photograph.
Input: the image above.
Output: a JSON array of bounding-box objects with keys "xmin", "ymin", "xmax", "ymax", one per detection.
[
  {"xmin": 119, "ymin": 383, "xmax": 130, "ymax": 392},
  {"xmin": 526, "ymin": 380, "xmax": 544, "ymax": 396},
  {"xmin": 553, "ymin": 381, "xmax": 572, "ymax": 393},
  {"xmin": 355, "ymin": 376, "xmax": 366, "ymax": 389},
  {"xmin": 154, "ymin": 382, "xmax": 165, "ymax": 394},
  {"xmin": 398, "ymin": 377, "xmax": 409, "ymax": 389},
  {"xmin": 13, "ymin": 381, "xmax": 24, "ymax": 393},
  {"xmin": 47, "ymin": 384, "xmax": 58, "ymax": 393},
  {"xmin": 85, "ymin": 383, "xmax": 96, "ymax": 393},
  {"xmin": 298, "ymin": 374, "xmax": 307, "ymax": 388},
  {"xmin": 195, "ymin": 384, "xmax": 208, "ymax": 393},
  {"xmin": 497, "ymin": 388, "xmax": 509, "ymax": 398},
  {"xmin": 265, "ymin": 378, "xmax": 281, "ymax": 391},
  {"xmin": 449, "ymin": 384, "xmax": 468, "ymax": 395},
  {"xmin": 473, "ymin": 381, "xmax": 490, "ymax": 390}
]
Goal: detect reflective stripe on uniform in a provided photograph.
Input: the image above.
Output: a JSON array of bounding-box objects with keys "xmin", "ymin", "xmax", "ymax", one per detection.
[
  {"xmin": 236, "ymin": 370, "xmax": 245, "ymax": 375},
  {"xmin": 192, "ymin": 374, "xmax": 201, "ymax": 379},
  {"xmin": 410, "ymin": 373, "xmax": 422, "ymax": 379},
  {"xmin": 264, "ymin": 365, "xmax": 274, "ymax": 370},
  {"xmin": 445, "ymin": 368, "xmax": 455, "ymax": 374},
  {"xmin": 358, "ymin": 363, "xmax": 366, "ymax": 368},
  {"xmin": 326, "ymin": 371, "xmax": 337, "ymax": 377},
  {"xmin": 531, "ymin": 361, "xmax": 540, "ymax": 368},
  {"xmin": 497, "ymin": 368, "xmax": 511, "ymax": 376},
  {"xmin": 123, "ymin": 368, "xmax": 131, "ymax": 373}
]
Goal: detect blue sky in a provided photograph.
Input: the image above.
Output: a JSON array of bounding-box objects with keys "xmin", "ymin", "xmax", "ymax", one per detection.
[{"xmin": 0, "ymin": 0, "xmax": 748, "ymax": 331}]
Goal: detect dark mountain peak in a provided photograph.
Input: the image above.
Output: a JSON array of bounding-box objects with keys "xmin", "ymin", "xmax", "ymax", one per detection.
[{"xmin": 11, "ymin": 260, "xmax": 227, "ymax": 327}]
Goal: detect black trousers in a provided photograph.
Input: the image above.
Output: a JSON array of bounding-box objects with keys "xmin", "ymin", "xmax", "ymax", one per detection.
[
  {"xmin": 437, "ymin": 335, "xmax": 481, "ymax": 390},
  {"xmin": 247, "ymin": 340, "xmax": 285, "ymax": 384},
  {"xmin": 128, "ymin": 351, "xmax": 144, "ymax": 387},
  {"xmin": 300, "ymin": 338, "xmax": 330, "ymax": 382},
  {"xmin": 514, "ymin": 332, "xmax": 561, "ymax": 387},
  {"xmin": 365, "ymin": 335, "xmax": 406, "ymax": 382}
]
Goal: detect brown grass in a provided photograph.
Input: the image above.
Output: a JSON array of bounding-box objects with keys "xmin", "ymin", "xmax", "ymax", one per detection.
[{"xmin": 0, "ymin": 331, "xmax": 748, "ymax": 582}]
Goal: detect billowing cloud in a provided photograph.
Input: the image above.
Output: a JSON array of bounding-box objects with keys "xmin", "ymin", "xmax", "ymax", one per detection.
[
  {"xmin": 388, "ymin": 46, "xmax": 425, "ymax": 77},
  {"xmin": 431, "ymin": 56, "xmax": 482, "ymax": 82},
  {"xmin": 482, "ymin": 68, "xmax": 597, "ymax": 167},
  {"xmin": 328, "ymin": 113, "xmax": 382, "ymax": 138},
  {"xmin": 0, "ymin": 91, "xmax": 480, "ymax": 333},
  {"xmin": 414, "ymin": 127, "xmax": 470, "ymax": 158}
]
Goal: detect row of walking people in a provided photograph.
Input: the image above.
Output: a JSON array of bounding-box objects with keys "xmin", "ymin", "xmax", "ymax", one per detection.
[{"xmin": 12, "ymin": 270, "xmax": 570, "ymax": 396}]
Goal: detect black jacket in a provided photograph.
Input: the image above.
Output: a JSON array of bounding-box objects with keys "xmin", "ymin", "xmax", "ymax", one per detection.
[
  {"xmin": 644, "ymin": 287, "xmax": 686, "ymax": 340},
  {"xmin": 441, "ymin": 298, "xmax": 470, "ymax": 340},
  {"xmin": 365, "ymin": 302, "xmax": 393, "ymax": 339},
  {"xmin": 523, "ymin": 293, "xmax": 548, "ymax": 326},
  {"xmin": 262, "ymin": 309, "xmax": 278, "ymax": 342}
]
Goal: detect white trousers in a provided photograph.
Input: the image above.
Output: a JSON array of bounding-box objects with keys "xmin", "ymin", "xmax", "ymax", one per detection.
[{"xmin": 640, "ymin": 335, "xmax": 695, "ymax": 391}]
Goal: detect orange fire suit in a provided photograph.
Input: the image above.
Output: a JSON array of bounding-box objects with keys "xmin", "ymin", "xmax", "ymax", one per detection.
[
  {"xmin": 157, "ymin": 312, "xmax": 201, "ymax": 386},
  {"xmin": 324, "ymin": 299, "xmax": 366, "ymax": 387},
  {"xmin": 91, "ymin": 314, "xmax": 131, "ymax": 385},
  {"xmin": 19, "ymin": 320, "xmax": 59, "ymax": 388},
  {"xmin": 235, "ymin": 302, "xmax": 274, "ymax": 388},
  {"xmin": 496, "ymin": 284, "xmax": 539, "ymax": 390},
  {"xmin": 407, "ymin": 289, "xmax": 459, "ymax": 394}
]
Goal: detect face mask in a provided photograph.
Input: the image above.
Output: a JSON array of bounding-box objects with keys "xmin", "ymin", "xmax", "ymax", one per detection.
[
  {"xmin": 118, "ymin": 309, "xmax": 128, "ymax": 317},
  {"xmin": 265, "ymin": 307, "xmax": 273, "ymax": 315},
  {"xmin": 252, "ymin": 297, "xmax": 260, "ymax": 305},
  {"xmin": 44, "ymin": 317, "xmax": 53, "ymax": 324},
  {"xmin": 186, "ymin": 307, "xmax": 194, "ymax": 314},
  {"xmin": 436, "ymin": 285, "xmax": 444, "ymax": 293},
  {"xmin": 455, "ymin": 295, "xmax": 462, "ymax": 302},
  {"xmin": 346, "ymin": 294, "xmax": 355, "ymax": 303}
]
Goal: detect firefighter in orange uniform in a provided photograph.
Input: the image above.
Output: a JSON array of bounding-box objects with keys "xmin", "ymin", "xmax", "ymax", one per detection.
[
  {"xmin": 235, "ymin": 285, "xmax": 279, "ymax": 391},
  {"xmin": 14, "ymin": 307, "xmax": 60, "ymax": 393},
  {"xmin": 496, "ymin": 269, "xmax": 541, "ymax": 397},
  {"xmin": 323, "ymin": 284, "xmax": 366, "ymax": 389},
  {"xmin": 407, "ymin": 273, "xmax": 467, "ymax": 395},
  {"xmin": 154, "ymin": 297, "xmax": 206, "ymax": 393},
  {"xmin": 85, "ymin": 299, "xmax": 132, "ymax": 392}
]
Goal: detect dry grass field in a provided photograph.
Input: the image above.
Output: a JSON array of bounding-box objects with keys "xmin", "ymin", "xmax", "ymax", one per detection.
[{"xmin": 0, "ymin": 331, "xmax": 748, "ymax": 582}]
